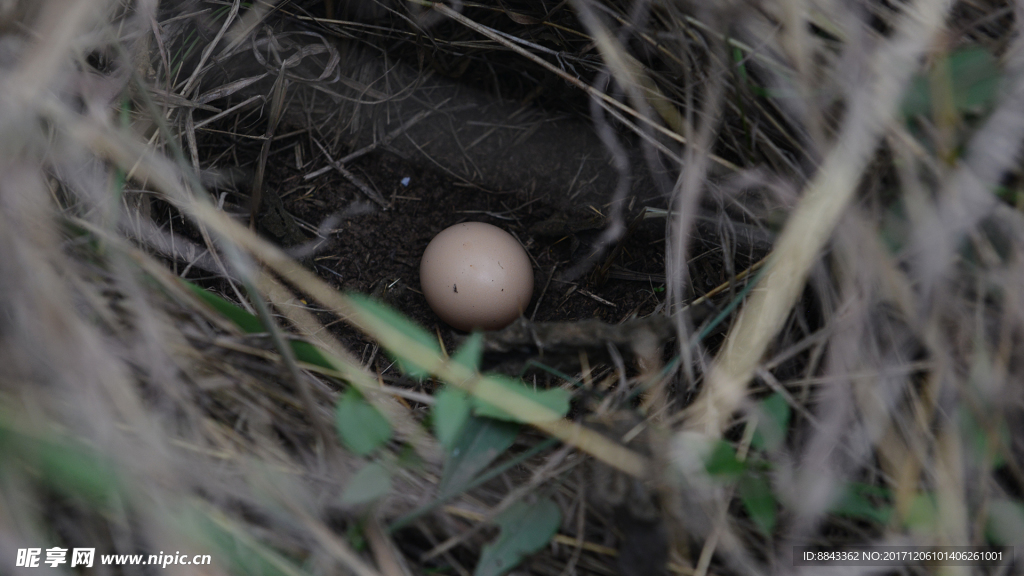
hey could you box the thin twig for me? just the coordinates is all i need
[304,107,436,181]
[311,138,390,209]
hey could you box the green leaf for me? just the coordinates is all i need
[180,505,309,576]
[831,482,892,525]
[902,77,930,118]
[472,376,570,423]
[961,408,1009,469]
[704,440,745,477]
[452,332,484,372]
[335,389,393,456]
[186,281,264,333]
[948,47,1002,112]
[439,416,519,495]
[751,393,791,452]
[738,474,777,536]
[986,498,1024,545]
[341,462,393,505]
[518,359,578,385]
[396,443,425,470]
[36,441,122,504]
[880,200,910,254]
[184,281,333,370]
[288,340,332,369]
[347,293,440,379]
[346,519,368,552]
[0,419,121,505]
[902,46,1001,118]
[434,386,472,451]
[906,492,939,532]
[474,498,562,576]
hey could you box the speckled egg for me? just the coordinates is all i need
[420,222,534,331]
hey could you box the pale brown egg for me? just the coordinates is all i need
[420,222,534,331]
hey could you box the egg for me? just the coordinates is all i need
[420,222,534,331]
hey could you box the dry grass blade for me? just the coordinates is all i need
[569,0,685,135]
[179,0,241,96]
[227,218,648,475]
[191,201,649,475]
[221,0,287,61]
[909,29,1024,299]
[683,0,955,437]
[256,271,444,464]
[8,0,1024,575]
[7,0,109,105]
[421,0,739,172]
[250,64,289,226]
[51,97,650,477]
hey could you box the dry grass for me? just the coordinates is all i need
[2,0,1024,575]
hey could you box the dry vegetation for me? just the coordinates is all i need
[2,0,1024,575]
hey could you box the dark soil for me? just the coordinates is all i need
[178,2,774,378]
[259,130,674,357]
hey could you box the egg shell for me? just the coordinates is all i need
[420,222,534,331]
